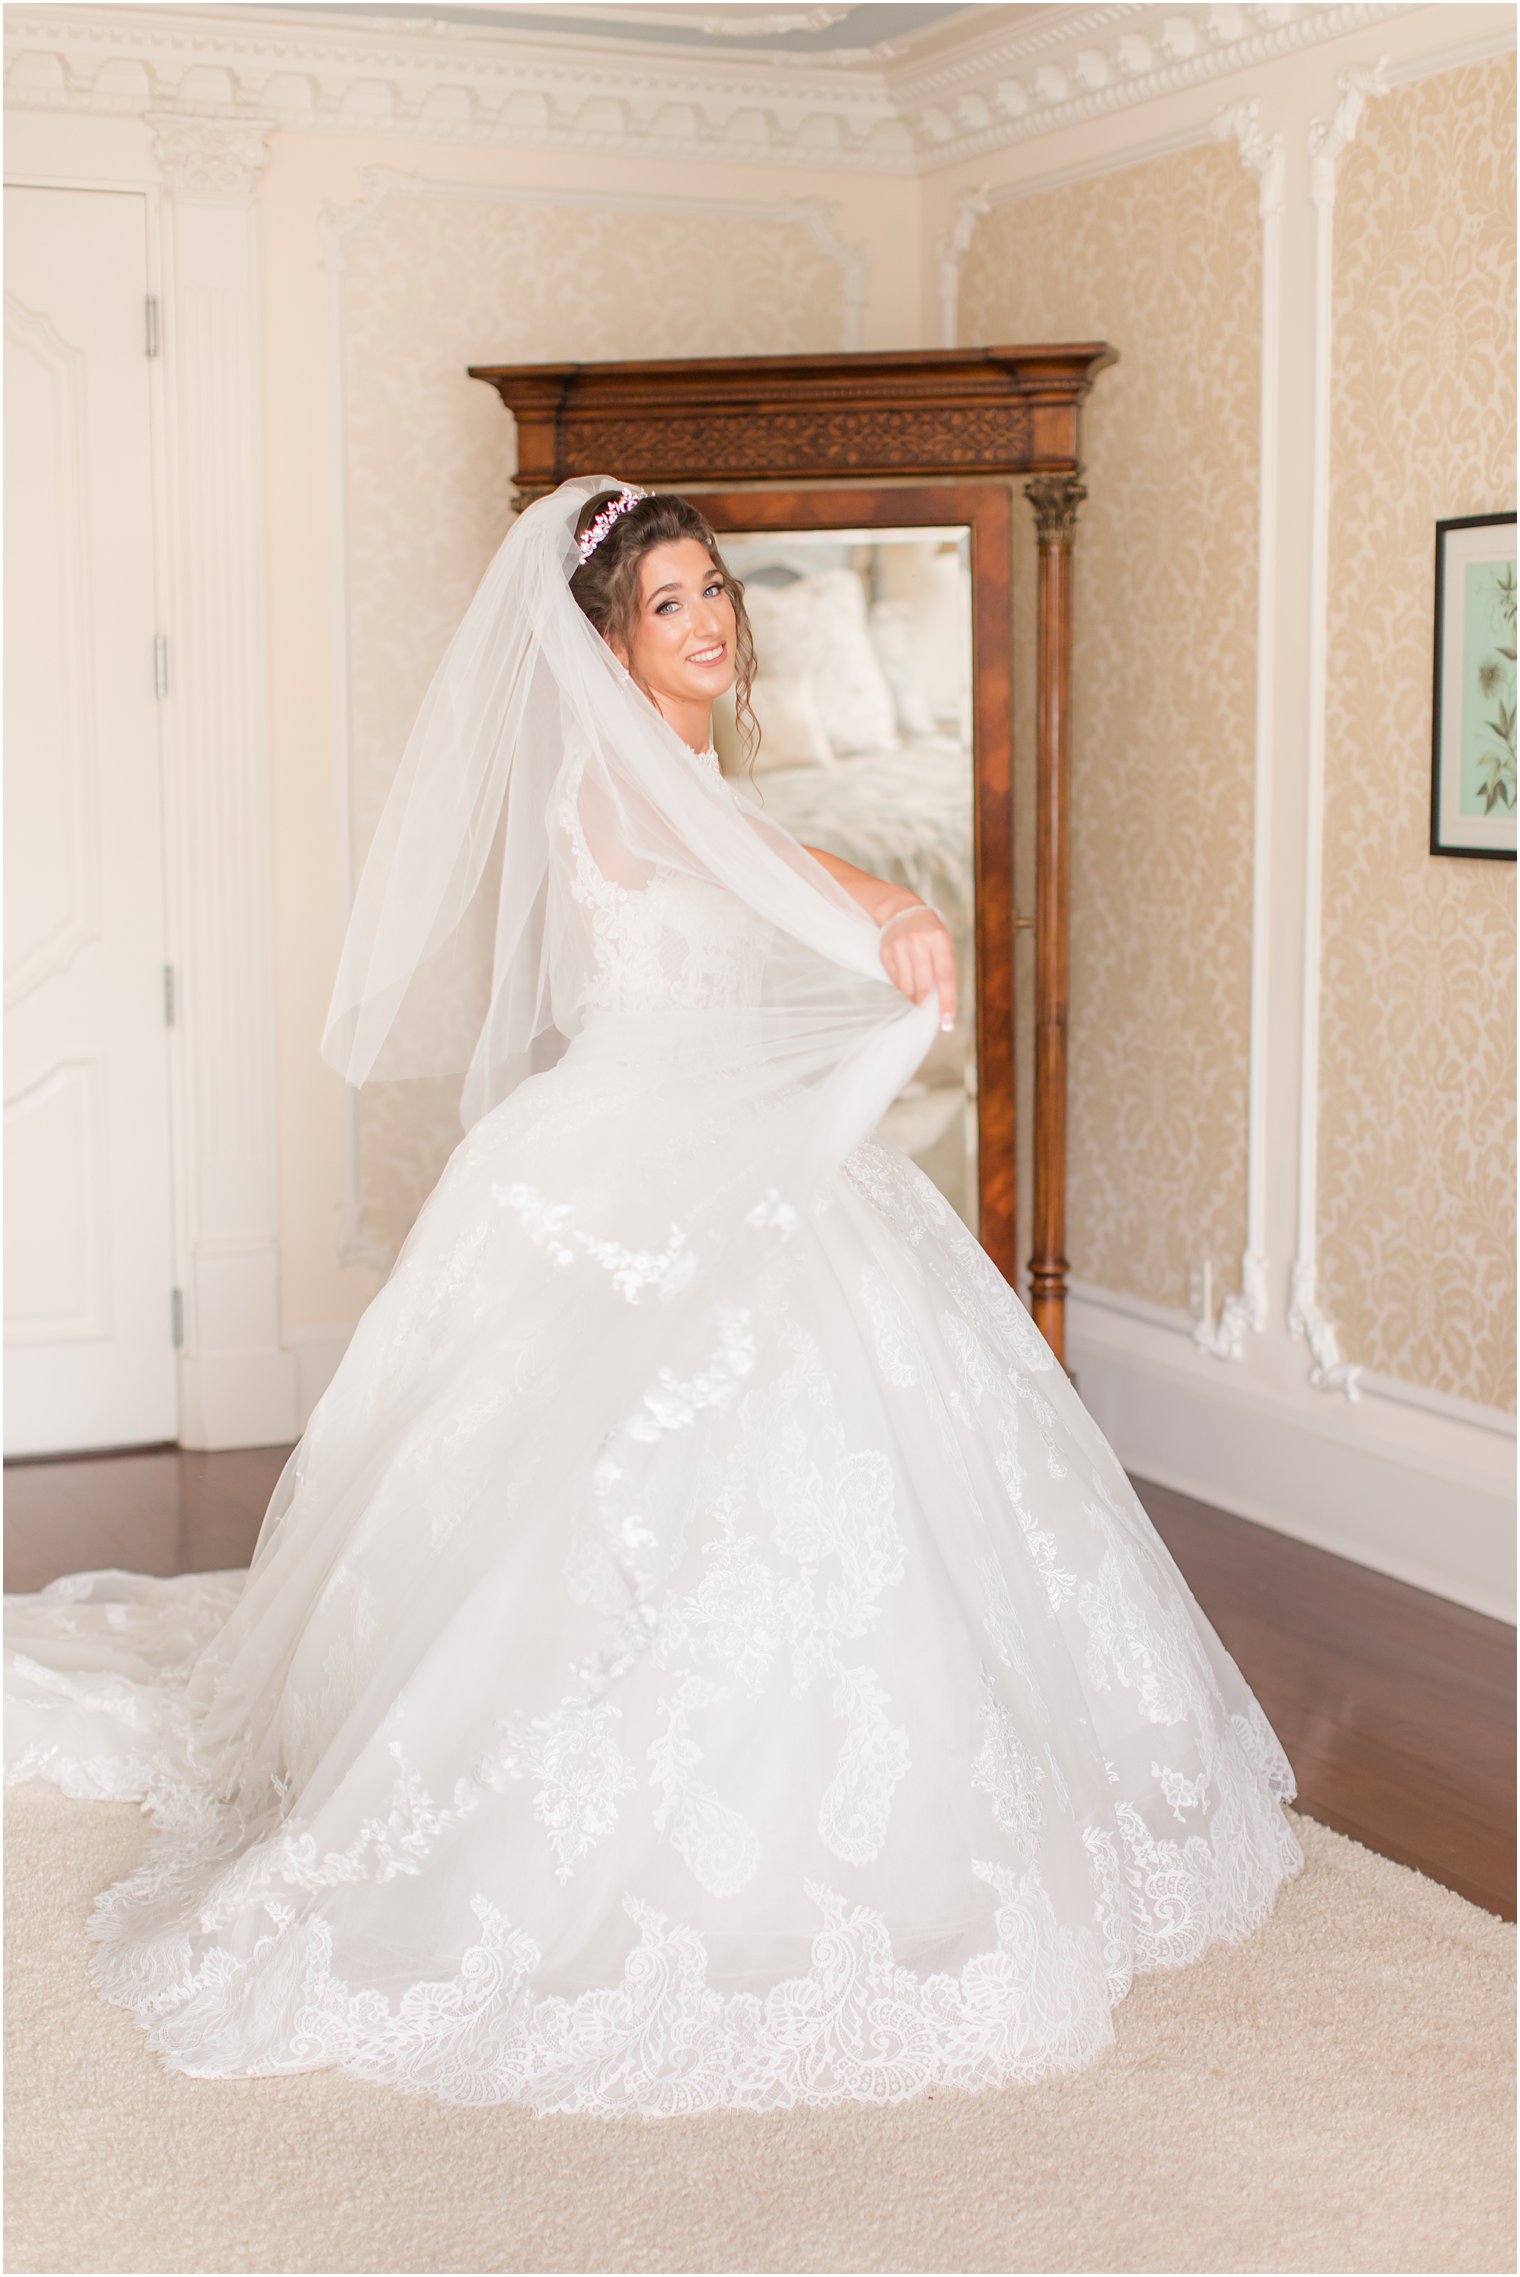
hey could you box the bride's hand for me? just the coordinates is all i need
[878,902,957,1031]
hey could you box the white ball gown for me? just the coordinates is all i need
[4,480,1302,2121]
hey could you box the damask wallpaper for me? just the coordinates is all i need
[339,189,848,1258]
[958,143,1261,1312]
[1320,55,1517,1411]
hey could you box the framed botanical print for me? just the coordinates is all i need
[1430,511,1516,859]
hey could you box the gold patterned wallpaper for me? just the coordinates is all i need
[958,143,1261,1311]
[1320,55,1517,1412]
[339,190,847,1259]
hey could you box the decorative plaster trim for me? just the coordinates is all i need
[321,164,865,1270]
[1181,97,1284,1365]
[1288,60,1388,1403]
[145,110,271,198]
[3,2,1420,175]
[936,183,987,349]
[1072,1273,1515,1437]
[896,3,1414,168]
[1067,1310,1516,1623]
[933,117,1223,344]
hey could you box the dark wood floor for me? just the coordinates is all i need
[4,1446,1514,1920]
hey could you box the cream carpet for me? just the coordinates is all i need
[5,1786,1514,2276]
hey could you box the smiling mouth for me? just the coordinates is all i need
[686,644,727,667]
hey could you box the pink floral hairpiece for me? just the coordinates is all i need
[576,484,648,565]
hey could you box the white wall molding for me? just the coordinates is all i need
[897,2,1413,169]
[146,111,271,199]
[1069,1299,1516,1623]
[1185,95,1284,1365]
[1382,22,1520,87]
[4,2,1421,176]
[935,182,987,348]
[155,112,299,1446]
[1287,60,1388,1404]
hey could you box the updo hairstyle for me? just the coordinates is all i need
[568,489,758,760]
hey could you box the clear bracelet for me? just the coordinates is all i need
[877,902,943,940]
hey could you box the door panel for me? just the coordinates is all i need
[4,185,176,1453]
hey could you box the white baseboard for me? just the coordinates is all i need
[1068,1303,1516,1625]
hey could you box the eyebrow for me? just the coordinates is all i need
[647,567,721,601]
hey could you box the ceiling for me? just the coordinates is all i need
[237,0,1040,65]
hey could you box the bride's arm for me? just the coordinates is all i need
[800,843,957,1029]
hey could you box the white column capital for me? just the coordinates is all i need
[147,113,273,203]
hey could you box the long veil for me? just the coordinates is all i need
[321,472,936,1142]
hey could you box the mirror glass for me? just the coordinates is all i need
[712,525,978,1232]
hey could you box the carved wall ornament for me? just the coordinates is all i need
[147,114,272,201]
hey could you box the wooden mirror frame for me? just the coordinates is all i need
[469,345,1116,1365]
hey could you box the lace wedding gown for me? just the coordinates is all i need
[5,741,1302,2121]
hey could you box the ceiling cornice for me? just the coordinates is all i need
[4,2,1422,175]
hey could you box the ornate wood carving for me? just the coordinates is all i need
[469,347,1116,1365]
[469,346,1113,502]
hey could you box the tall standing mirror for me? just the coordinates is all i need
[470,346,1117,1361]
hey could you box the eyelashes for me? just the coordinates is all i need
[654,582,727,617]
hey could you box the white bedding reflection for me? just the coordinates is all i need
[713,527,977,1229]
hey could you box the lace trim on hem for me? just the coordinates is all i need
[30,1746,1307,2124]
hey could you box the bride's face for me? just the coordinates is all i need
[618,538,737,710]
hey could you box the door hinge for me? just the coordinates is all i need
[153,634,169,698]
[163,963,176,1027]
[145,295,161,358]
[170,1287,184,1350]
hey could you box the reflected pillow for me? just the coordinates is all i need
[745,672,835,772]
[869,599,939,741]
[743,570,899,757]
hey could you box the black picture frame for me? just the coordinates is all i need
[1430,510,1517,861]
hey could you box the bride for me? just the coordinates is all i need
[5,475,1302,2120]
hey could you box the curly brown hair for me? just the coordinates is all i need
[568,489,758,762]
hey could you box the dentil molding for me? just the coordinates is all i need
[5,2,1418,174]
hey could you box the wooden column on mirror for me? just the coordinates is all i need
[1025,473,1085,1365]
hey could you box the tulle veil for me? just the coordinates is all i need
[321,471,936,1143]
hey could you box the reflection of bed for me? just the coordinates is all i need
[735,738,973,974]
[715,534,980,1225]
[735,743,978,1221]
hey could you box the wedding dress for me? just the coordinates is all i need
[4,478,1302,2120]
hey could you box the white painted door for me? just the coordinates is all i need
[4,186,177,1453]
